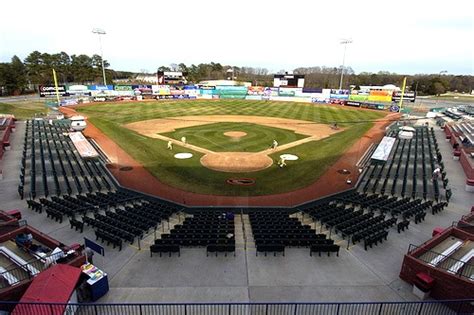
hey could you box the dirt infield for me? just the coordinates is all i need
[224,131,247,138]
[60,106,399,206]
[125,115,338,137]
[201,152,273,172]
[125,115,339,173]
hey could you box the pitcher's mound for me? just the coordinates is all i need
[201,152,273,173]
[224,131,247,138]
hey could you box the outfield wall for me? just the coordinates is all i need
[44,83,410,107]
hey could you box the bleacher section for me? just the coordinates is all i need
[151,211,235,257]
[248,210,339,256]
[300,191,439,251]
[19,119,113,200]
[360,126,447,202]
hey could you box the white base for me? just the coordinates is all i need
[453,156,459,161]
[412,285,430,300]
[4,146,10,151]
[465,185,474,192]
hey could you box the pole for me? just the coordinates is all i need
[98,34,107,86]
[52,68,60,106]
[398,77,407,112]
[339,43,348,91]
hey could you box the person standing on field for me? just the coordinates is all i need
[272,139,278,149]
[181,136,186,145]
[167,140,173,150]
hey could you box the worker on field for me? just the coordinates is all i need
[181,136,186,145]
[278,156,286,168]
[167,140,173,150]
[271,139,278,149]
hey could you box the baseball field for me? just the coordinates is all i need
[77,99,386,196]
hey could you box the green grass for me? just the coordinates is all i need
[0,101,48,119]
[162,122,306,152]
[80,99,385,196]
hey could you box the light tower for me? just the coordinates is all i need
[338,39,353,91]
[92,28,107,86]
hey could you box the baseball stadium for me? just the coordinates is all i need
[0,5,473,309]
[0,77,473,314]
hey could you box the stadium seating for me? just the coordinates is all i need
[151,211,235,257]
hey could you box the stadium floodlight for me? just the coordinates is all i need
[92,28,107,86]
[338,38,353,91]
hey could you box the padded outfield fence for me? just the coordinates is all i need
[1,300,473,315]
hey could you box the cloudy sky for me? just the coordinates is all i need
[1,0,472,75]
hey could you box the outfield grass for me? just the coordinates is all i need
[80,100,385,196]
[0,101,47,119]
[162,122,307,152]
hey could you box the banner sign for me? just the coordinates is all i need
[114,85,133,91]
[152,85,171,95]
[132,85,153,95]
[368,95,392,102]
[330,94,349,100]
[349,94,369,101]
[303,88,323,94]
[392,91,416,102]
[345,101,361,107]
[84,237,105,256]
[39,85,68,97]
[88,85,113,91]
[67,85,90,96]
[248,86,265,95]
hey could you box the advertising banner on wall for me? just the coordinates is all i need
[183,85,199,98]
[368,95,392,102]
[245,95,263,101]
[216,86,248,99]
[132,85,153,95]
[248,86,265,95]
[114,85,134,96]
[330,94,349,100]
[152,85,171,96]
[345,101,361,107]
[88,85,114,91]
[349,94,369,101]
[392,91,416,102]
[278,88,302,97]
[67,85,91,96]
[39,85,68,97]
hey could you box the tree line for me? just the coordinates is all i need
[0,51,133,95]
[1,50,472,96]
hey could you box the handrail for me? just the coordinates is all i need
[0,299,473,315]
[408,244,474,280]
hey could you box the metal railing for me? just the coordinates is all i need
[0,300,473,315]
[408,244,473,280]
[0,257,45,289]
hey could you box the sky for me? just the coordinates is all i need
[0,0,473,75]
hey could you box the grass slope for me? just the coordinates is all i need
[80,100,385,196]
[162,122,306,152]
[0,101,47,119]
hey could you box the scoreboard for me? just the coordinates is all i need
[273,74,305,88]
[157,71,187,85]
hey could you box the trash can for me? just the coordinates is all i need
[413,272,434,299]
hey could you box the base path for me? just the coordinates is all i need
[61,106,398,207]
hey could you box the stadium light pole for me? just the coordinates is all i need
[338,39,353,91]
[92,28,107,86]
